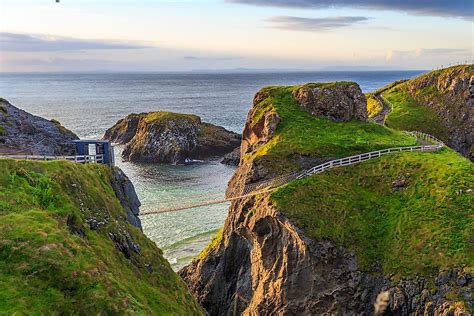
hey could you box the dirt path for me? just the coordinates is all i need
[372,94,392,125]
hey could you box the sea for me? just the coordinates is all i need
[0,70,423,270]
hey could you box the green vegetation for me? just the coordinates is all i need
[272,148,473,278]
[0,105,7,116]
[197,228,223,260]
[366,93,382,118]
[247,84,417,173]
[143,111,201,126]
[50,119,73,136]
[0,159,203,315]
[0,125,6,136]
[383,84,449,140]
[381,65,473,142]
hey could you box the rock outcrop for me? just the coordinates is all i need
[180,83,472,315]
[221,147,241,166]
[0,98,79,155]
[292,82,367,121]
[110,167,142,230]
[104,112,241,164]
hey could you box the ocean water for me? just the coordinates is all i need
[0,70,423,269]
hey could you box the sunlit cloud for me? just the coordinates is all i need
[266,16,369,31]
[385,48,471,61]
[0,32,152,52]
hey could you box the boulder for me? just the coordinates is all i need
[292,82,367,121]
[221,147,241,166]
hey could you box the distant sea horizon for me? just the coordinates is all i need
[0,68,428,74]
[0,70,424,270]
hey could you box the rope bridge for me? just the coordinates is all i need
[139,131,444,216]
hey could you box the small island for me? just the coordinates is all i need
[104,112,241,164]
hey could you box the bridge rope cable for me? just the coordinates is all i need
[0,137,47,155]
[139,131,444,216]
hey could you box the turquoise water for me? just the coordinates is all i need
[114,146,234,269]
[0,71,423,269]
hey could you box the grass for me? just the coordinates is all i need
[383,84,449,141]
[366,93,382,118]
[271,148,473,279]
[0,159,203,315]
[50,119,73,136]
[197,228,223,260]
[143,112,201,126]
[381,65,473,143]
[246,84,417,173]
[0,125,6,136]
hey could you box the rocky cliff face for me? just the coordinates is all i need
[0,98,79,155]
[180,83,472,315]
[104,112,241,164]
[110,167,142,230]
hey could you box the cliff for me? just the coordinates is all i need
[0,158,203,314]
[104,112,241,164]
[381,65,473,160]
[180,82,473,315]
[0,98,79,155]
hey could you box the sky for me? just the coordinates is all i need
[0,0,472,72]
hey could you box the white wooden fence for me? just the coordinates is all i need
[0,154,104,164]
[235,131,444,198]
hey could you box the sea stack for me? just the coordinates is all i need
[104,111,241,164]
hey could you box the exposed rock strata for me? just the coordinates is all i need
[0,98,79,155]
[181,194,472,315]
[104,112,241,164]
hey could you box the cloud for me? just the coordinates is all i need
[385,48,471,61]
[0,32,151,52]
[228,0,472,19]
[267,16,369,31]
[183,55,243,61]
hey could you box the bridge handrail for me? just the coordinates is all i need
[0,154,104,163]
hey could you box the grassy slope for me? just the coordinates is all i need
[272,148,473,278]
[247,84,417,172]
[241,82,472,279]
[0,159,203,315]
[381,65,473,141]
[383,86,449,140]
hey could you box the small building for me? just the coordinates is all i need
[73,140,115,166]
